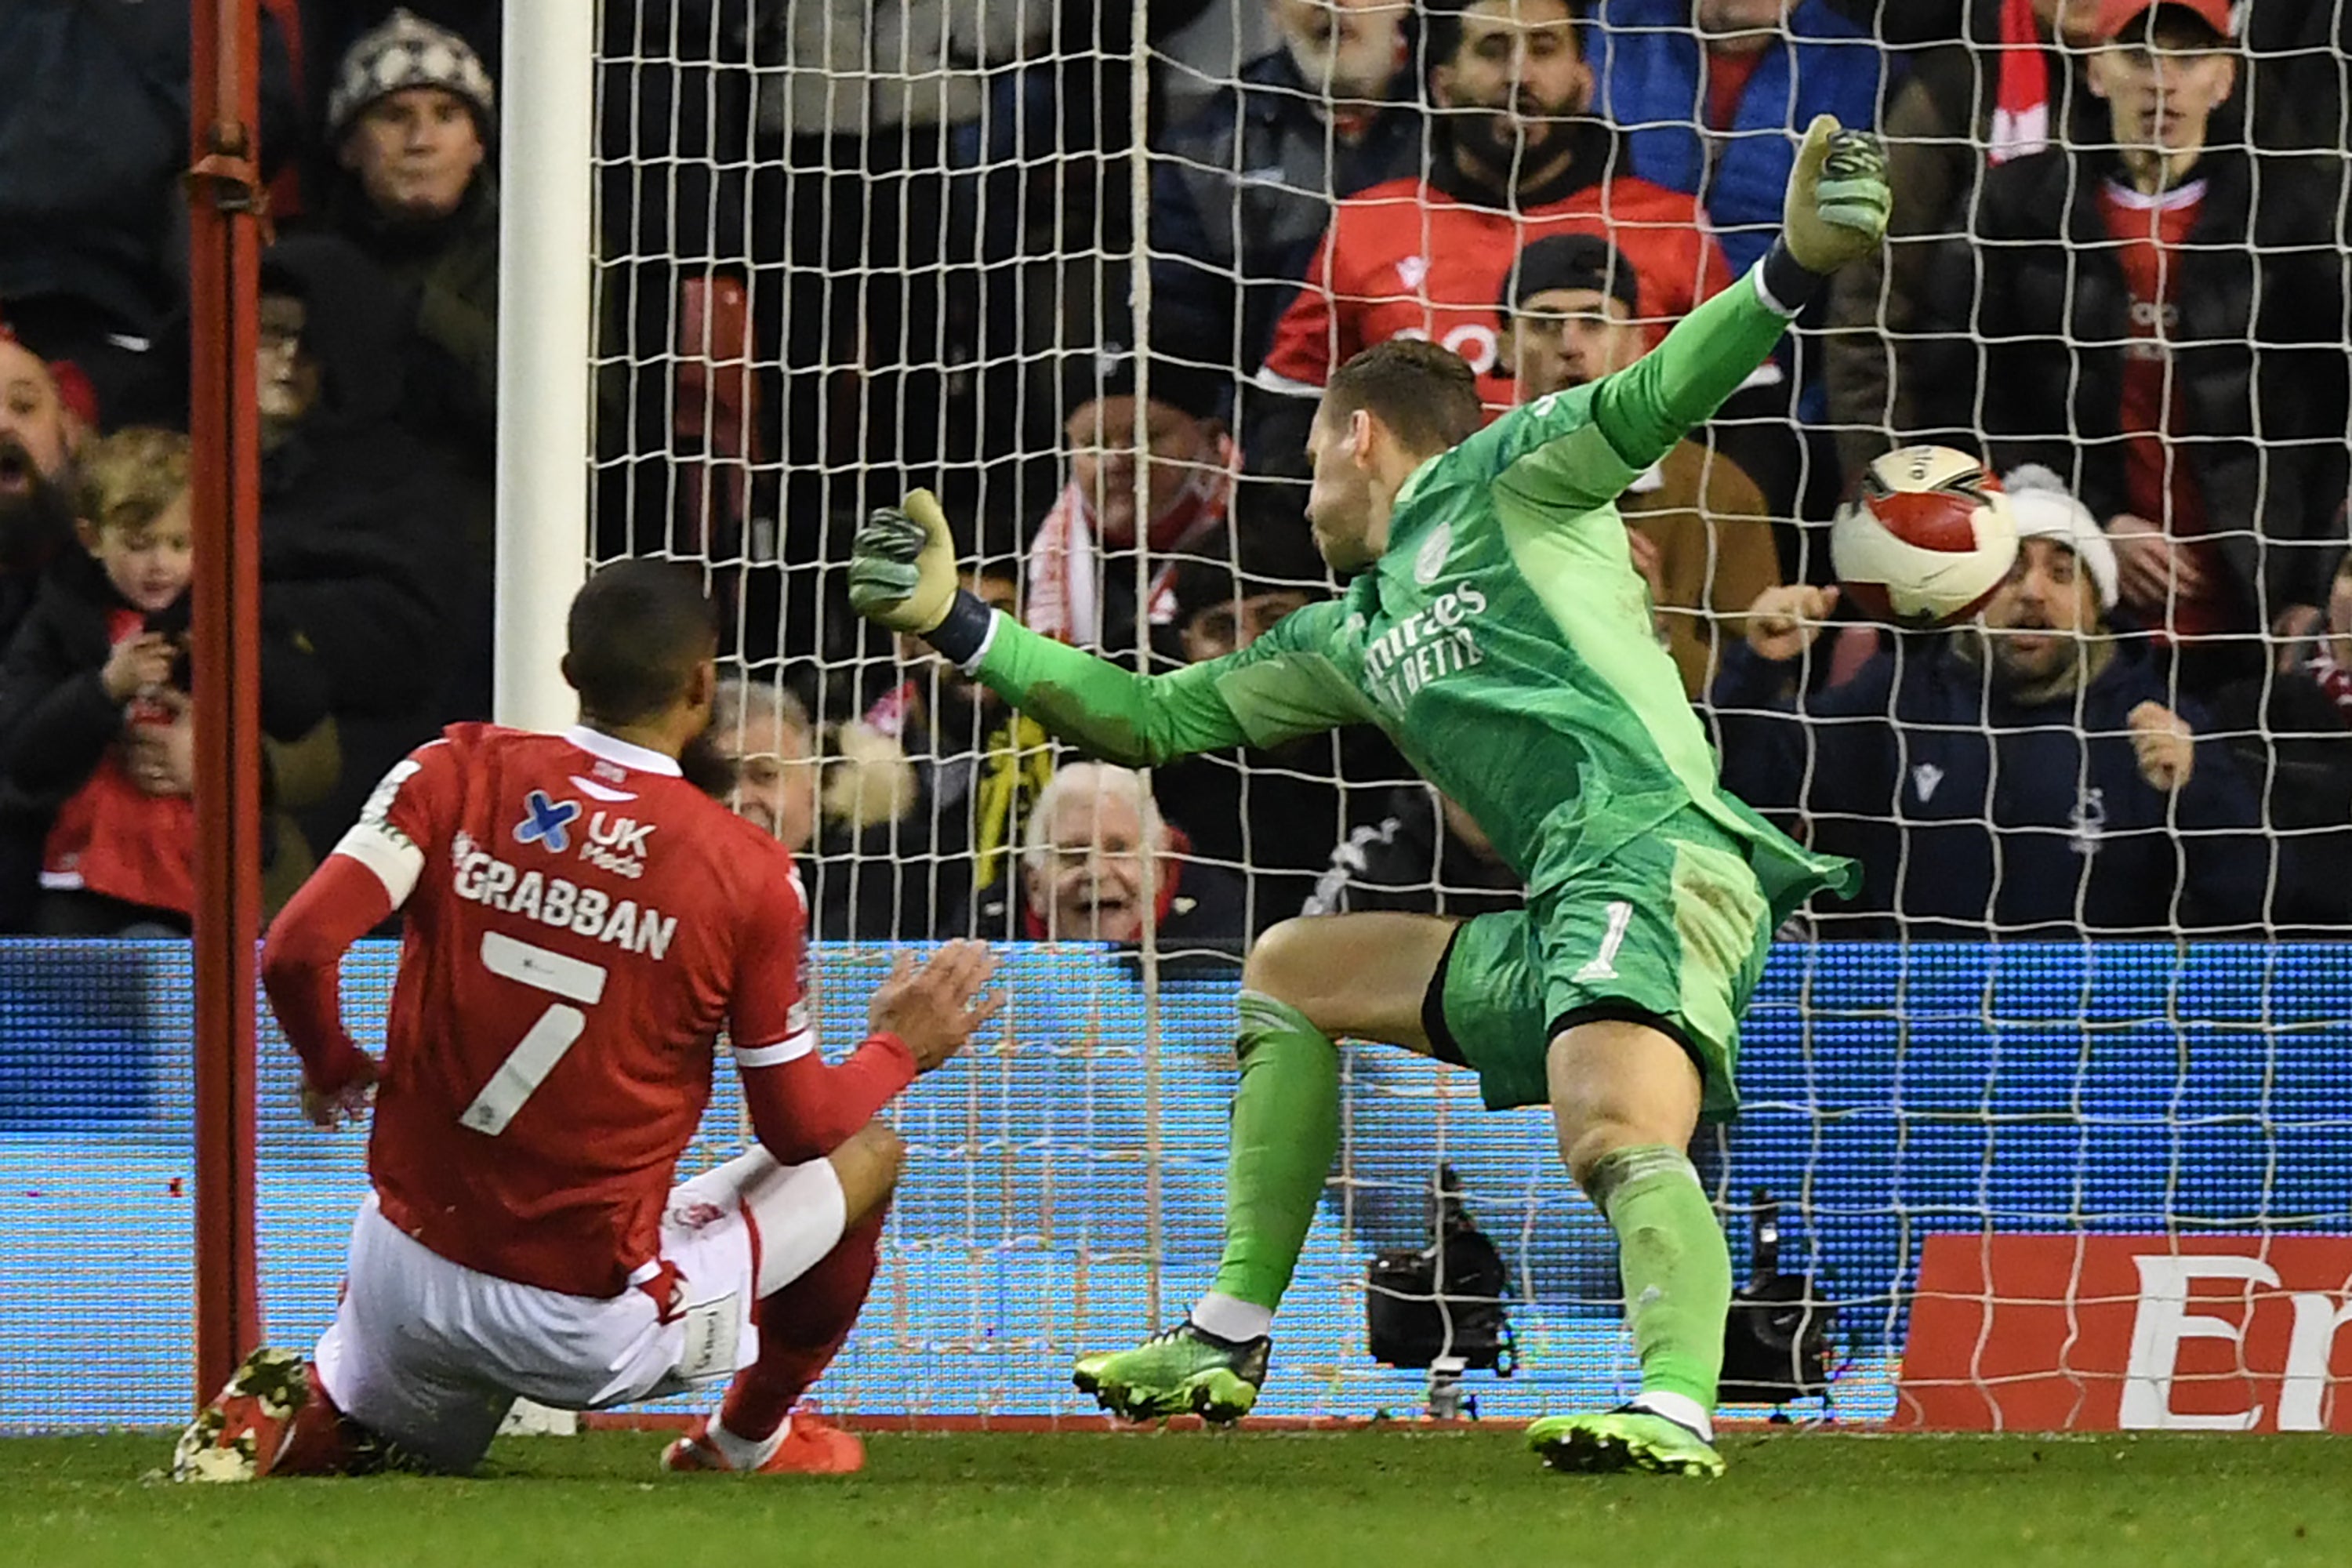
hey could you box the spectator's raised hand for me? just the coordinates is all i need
[2107,514,2205,615]
[125,690,196,797]
[2128,700,2195,793]
[2270,603,2325,673]
[866,938,1003,1073]
[102,632,176,703]
[1746,584,1839,662]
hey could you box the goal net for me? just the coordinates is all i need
[9,0,2352,1436]
[574,0,2352,1430]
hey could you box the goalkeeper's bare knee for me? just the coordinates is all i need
[1241,912,1455,1047]
[1240,917,1335,1026]
[1545,1018,1704,1194]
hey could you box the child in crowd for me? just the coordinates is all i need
[0,429,328,935]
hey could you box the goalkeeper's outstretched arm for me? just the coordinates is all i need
[847,494,1366,768]
[1585,116,1890,482]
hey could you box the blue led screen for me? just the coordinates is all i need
[4,939,2349,1432]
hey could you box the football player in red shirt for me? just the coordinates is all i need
[172,561,1000,1481]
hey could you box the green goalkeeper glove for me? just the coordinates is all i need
[849,489,960,636]
[1780,114,1890,275]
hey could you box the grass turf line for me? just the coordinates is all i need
[5,1428,2349,1568]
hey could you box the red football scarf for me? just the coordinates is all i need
[1025,430,1237,648]
[1989,0,2053,165]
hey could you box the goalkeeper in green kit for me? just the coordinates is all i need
[851,118,1886,1478]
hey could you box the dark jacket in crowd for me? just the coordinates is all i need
[325,169,502,475]
[258,234,479,858]
[0,499,73,656]
[1149,45,1424,381]
[0,2,295,419]
[1710,637,2267,938]
[2209,667,2352,933]
[1819,16,2103,483]
[2241,0,2352,152]
[1915,143,2352,624]
[1301,783,1525,920]
[0,549,330,926]
[1156,728,1408,934]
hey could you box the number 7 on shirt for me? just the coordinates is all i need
[459,931,611,1135]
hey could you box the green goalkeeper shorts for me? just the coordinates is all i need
[1421,811,1773,1121]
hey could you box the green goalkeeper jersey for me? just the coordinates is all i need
[971,270,1859,921]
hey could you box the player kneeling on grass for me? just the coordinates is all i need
[848,121,1887,1479]
[172,561,1000,1482]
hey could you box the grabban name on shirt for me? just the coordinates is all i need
[448,829,680,959]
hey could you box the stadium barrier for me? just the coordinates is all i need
[4,939,2348,1432]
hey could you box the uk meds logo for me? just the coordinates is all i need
[514,790,583,855]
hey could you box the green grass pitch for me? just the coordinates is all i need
[6,1428,2350,1568]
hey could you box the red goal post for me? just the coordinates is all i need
[187,0,267,1407]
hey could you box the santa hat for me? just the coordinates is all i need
[2004,464,2120,612]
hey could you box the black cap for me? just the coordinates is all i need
[1167,557,1244,629]
[1167,557,1324,630]
[1060,339,1230,426]
[1500,234,1641,317]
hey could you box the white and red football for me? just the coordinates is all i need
[1829,446,2020,629]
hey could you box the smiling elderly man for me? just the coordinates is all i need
[960,761,1247,946]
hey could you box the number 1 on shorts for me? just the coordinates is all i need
[1574,900,1635,982]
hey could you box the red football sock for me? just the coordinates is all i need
[719,1207,885,1443]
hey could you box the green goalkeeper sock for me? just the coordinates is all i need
[1202,991,1340,1323]
[1593,1145,1729,1414]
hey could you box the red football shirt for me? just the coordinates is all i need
[1257,173,1730,412]
[339,723,816,1298]
[2099,178,2223,635]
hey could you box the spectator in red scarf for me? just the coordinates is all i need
[0,430,328,935]
[1822,0,2106,485]
[1025,341,1237,656]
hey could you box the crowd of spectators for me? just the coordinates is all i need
[2,0,2350,945]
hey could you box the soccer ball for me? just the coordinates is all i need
[1829,447,2020,629]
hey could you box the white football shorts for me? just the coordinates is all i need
[313,1156,847,1472]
